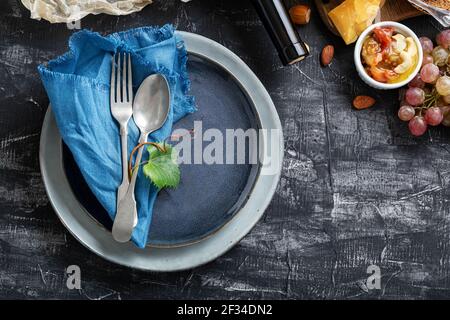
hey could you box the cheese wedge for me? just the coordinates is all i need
[328,0,381,45]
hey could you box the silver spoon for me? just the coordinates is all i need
[112,74,170,243]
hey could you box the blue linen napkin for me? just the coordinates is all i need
[38,25,196,248]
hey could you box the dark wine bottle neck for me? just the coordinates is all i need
[252,0,309,65]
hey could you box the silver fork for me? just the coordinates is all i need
[110,52,137,237]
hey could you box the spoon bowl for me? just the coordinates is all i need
[133,74,170,133]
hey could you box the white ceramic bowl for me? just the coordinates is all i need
[354,21,423,90]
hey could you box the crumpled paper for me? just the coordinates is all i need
[21,0,153,23]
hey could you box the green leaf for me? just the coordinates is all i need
[142,143,180,190]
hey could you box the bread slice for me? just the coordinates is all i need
[422,0,450,11]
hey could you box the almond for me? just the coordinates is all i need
[321,45,334,66]
[289,5,311,25]
[353,96,376,110]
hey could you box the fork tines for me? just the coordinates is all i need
[110,52,133,104]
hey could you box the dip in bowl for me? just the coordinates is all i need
[354,21,423,90]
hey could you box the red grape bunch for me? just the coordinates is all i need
[400,30,450,136]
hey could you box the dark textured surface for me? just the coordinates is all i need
[0,0,449,299]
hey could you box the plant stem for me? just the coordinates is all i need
[128,142,167,179]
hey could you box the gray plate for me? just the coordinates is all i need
[39,31,283,271]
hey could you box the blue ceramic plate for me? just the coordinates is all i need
[40,31,283,271]
[63,54,260,247]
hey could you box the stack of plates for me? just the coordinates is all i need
[39,32,283,271]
